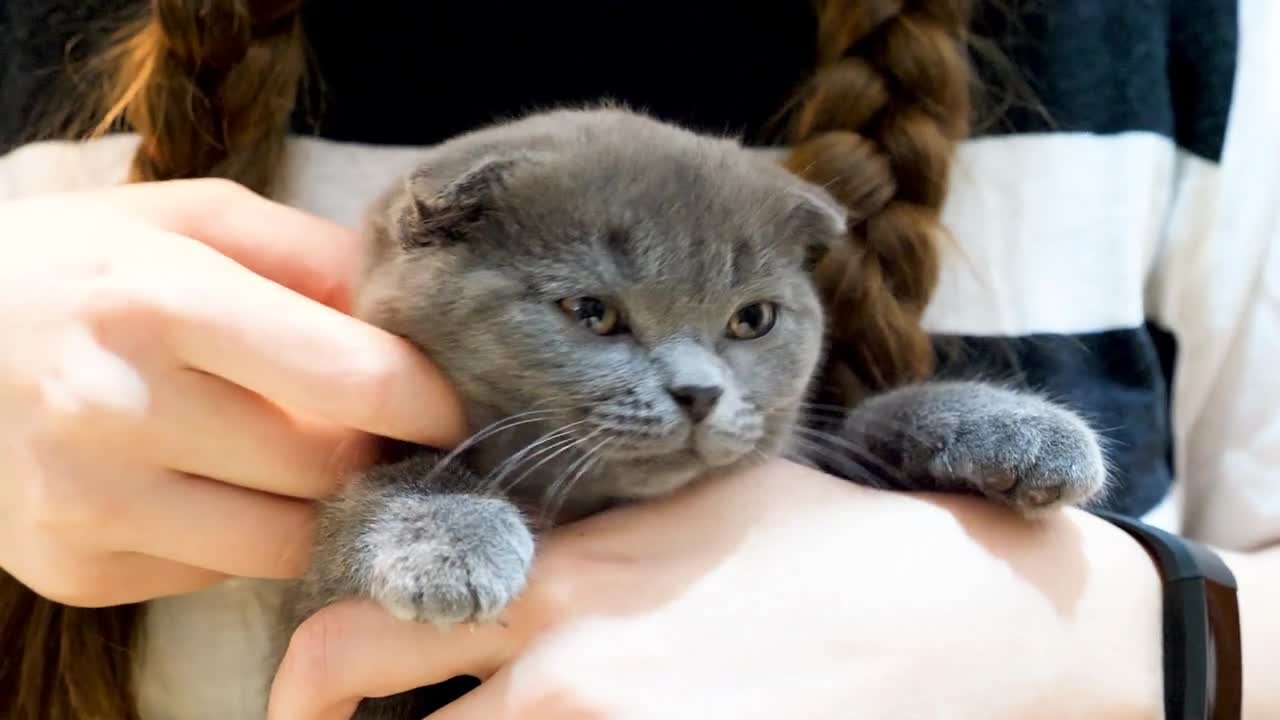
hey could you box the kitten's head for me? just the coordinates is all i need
[356,108,847,511]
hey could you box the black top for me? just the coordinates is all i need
[290,1,819,147]
[0,0,819,150]
[1,1,1237,158]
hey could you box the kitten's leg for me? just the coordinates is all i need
[835,381,1108,513]
[286,451,535,627]
[273,451,534,719]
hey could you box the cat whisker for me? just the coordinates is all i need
[481,420,586,486]
[789,426,904,486]
[482,422,588,492]
[779,402,937,449]
[792,401,932,432]
[500,427,604,495]
[795,401,856,414]
[423,408,570,485]
[761,403,848,425]
[755,402,935,468]
[787,435,889,487]
[456,409,567,449]
[844,415,936,449]
[542,437,613,524]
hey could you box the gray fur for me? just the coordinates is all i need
[839,381,1108,510]
[282,454,534,630]
[272,107,1107,718]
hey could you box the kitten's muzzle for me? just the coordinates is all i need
[583,384,761,470]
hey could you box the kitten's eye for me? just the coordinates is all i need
[558,296,624,335]
[727,301,778,340]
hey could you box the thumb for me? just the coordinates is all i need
[267,600,519,720]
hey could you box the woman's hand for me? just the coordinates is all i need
[269,460,1165,720]
[0,179,464,607]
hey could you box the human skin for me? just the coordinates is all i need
[267,464,1279,720]
[0,179,464,605]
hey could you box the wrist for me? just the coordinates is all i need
[1221,546,1280,719]
[909,497,1165,720]
[809,486,1167,720]
[1032,510,1165,720]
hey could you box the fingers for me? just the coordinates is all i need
[120,366,360,499]
[159,233,466,448]
[267,536,595,719]
[21,550,228,608]
[267,600,518,720]
[107,469,319,579]
[90,178,362,311]
[85,552,229,606]
[28,445,319,580]
[12,443,315,603]
[79,179,466,448]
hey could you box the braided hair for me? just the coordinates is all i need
[92,0,305,194]
[784,0,972,409]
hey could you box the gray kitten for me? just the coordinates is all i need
[275,107,1107,718]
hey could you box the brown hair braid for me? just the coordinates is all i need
[72,0,306,195]
[783,0,974,408]
[0,2,980,718]
[119,0,305,194]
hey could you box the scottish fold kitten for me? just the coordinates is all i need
[276,107,1106,718]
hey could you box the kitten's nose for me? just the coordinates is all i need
[668,384,723,423]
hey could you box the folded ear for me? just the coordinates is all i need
[786,183,850,272]
[395,154,526,246]
[745,145,853,270]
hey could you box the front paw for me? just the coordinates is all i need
[929,401,1108,513]
[362,494,535,626]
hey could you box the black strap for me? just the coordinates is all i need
[1093,510,1242,720]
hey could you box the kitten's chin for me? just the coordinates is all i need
[594,425,781,499]
[604,444,763,500]
[600,431,757,468]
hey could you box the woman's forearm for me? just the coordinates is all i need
[1080,524,1280,719]
[1064,516,1280,719]
[1224,545,1280,719]
[954,506,1280,720]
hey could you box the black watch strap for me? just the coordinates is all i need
[1093,510,1243,720]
